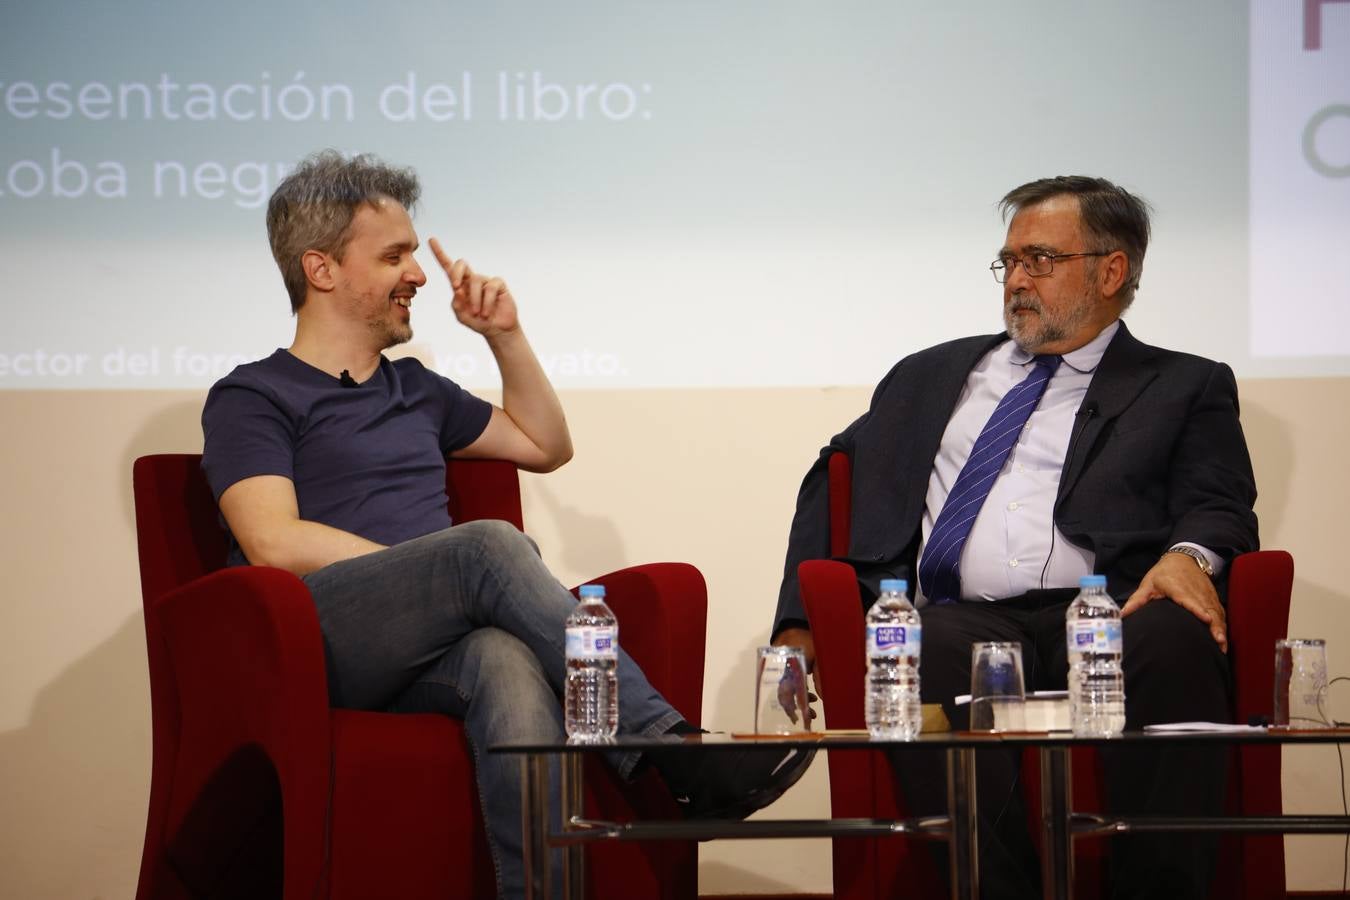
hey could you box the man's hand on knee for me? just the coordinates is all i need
[1121,553,1227,653]
[772,627,819,724]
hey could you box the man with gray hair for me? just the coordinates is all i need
[772,176,1258,899]
[201,150,810,899]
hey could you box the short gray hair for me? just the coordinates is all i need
[266,150,421,312]
[999,175,1152,309]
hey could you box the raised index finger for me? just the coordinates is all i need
[428,238,465,287]
[428,237,453,270]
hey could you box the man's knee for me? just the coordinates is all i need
[1122,599,1225,667]
[455,518,542,560]
[459,627,547,686]
[457,629,562,739]
[1121,600,1229,723]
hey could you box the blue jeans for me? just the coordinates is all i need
[303,520,685,900]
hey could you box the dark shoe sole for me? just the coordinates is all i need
[681,746,816,820]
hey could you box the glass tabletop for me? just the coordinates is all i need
[489,726,1350,755]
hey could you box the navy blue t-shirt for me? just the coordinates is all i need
[201,350,494,566]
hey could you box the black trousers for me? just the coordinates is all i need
[891,592,1231,900]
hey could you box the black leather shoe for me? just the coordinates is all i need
[657,744,815,820]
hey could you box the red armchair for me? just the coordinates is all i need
[801,451,1293,900]
[132,453,707,900]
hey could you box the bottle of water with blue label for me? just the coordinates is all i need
[565,584,619,741]
[1066,574,1126,736]
[865,578,922,740]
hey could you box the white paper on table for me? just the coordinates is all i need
[953,690,1068,706]
[1143,722,1266,733]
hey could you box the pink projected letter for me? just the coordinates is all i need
[1306,0,1350,50]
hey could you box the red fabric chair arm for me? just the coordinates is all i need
[155,566,332,898]
[157,566,331,749]
[799,559,867,730]
[328,711,492,900]
[1213,549,1294,900]
[582,562,708,728]
[1226,549,1294,725]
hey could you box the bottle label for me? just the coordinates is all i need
[867,623,921,657]
[1067,620,1122,653]
[566,626,618,659]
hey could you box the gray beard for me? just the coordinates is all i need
[1003,290,1092,353]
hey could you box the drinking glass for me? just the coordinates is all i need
[1274,638,1329,727]
[754,645,811,734]
[970,642,1026,732]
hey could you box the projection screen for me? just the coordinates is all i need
[2,0,1347,389]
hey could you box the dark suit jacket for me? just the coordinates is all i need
[772,322,1260,637]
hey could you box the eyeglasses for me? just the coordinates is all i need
[989,251,1112,283]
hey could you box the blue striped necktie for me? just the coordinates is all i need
[918,354,1062,604]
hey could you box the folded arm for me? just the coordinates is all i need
[219,474,385,577]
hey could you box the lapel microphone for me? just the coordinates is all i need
[339,369,358,388]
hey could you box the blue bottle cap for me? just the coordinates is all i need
[879,578,908,593]
[1079,574,1107,588]
[579,584,606,598]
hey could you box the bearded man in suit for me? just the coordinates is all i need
[771,175,1258,900]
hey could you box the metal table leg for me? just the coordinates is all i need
[947,746,979,900]
[522,754,552,900]
[560,752,585,900]
[1039,746,1073,900]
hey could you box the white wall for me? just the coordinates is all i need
[1,376,1347,897]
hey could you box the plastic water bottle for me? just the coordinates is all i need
[1066,574,1126,736]
[865,578,922,740]
[565,584,619,741]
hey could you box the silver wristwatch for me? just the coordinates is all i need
[1167,545,1214,577]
